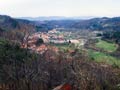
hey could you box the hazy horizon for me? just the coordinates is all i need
[0,0,120,17]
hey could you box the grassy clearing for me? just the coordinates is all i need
[96,39,117,52]
[88,50,120,68]
[50,43,75,51]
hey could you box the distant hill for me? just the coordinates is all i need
[1,15,120,33]
[18,16,95,21]
[0,15,36,32]
[0,15,20,31]
[71,17,120,31]
[34,17,120,31]
[0,15,51,32]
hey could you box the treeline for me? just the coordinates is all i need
[102,31,120,44]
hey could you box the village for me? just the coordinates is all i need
[21,29,87,53]
[21,29,102,54]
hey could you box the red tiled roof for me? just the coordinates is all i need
[36,44,47,52]
[53,84,72,90]
[61,84,72,90]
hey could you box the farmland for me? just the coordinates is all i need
[96,39,117,52]
[88,50,120,68]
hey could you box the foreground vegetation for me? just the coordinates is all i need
[0,38,120,90]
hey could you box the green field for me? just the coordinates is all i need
[88,50,120,68]
[96,39,117,52]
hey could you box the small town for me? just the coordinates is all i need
[21,29,96,54]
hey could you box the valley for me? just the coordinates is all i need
[0,15,120,90]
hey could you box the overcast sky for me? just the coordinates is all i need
[0,0,120,17]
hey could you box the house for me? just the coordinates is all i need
[69,40,79,44]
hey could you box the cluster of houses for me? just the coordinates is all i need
[28,29,83,44]
[21,29,87,54]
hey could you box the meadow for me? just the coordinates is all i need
[96,39,117,52]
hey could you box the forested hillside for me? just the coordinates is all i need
[71,17,120,30]
[1,15,120,33]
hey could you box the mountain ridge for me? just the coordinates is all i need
[0,15,120,32]
[18,16,96,21]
